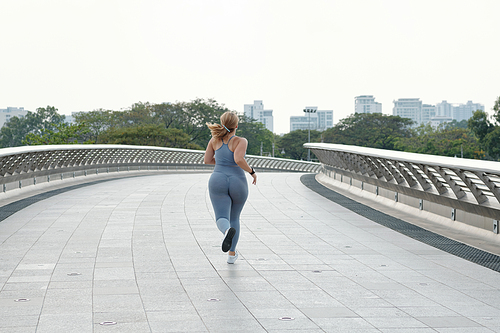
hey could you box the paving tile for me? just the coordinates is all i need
[36,313,93,333]
[416,316,482,328]
[301,306,359,318]
[1,172,500,333]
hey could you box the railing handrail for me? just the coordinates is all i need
[0,144,321,165]
[305,143,500,174]
[305,142,500,226]
[0,144,321,188]
[0,144,205,157]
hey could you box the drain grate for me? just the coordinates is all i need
[301,174,500,273]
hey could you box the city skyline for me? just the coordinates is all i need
[1,1,499,135]
[0,94,489,134]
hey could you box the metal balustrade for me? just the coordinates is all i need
[305,143,500,231]
[0,145,321,192]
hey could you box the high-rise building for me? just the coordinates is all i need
[393,98,483,127]
[435,100,453,118]
[453,101,484,122]
[355,95,382,114]
[290,107,333,132]
[243,100,274,132]
[0,107,28,128]
[421,104,436,125]
[392,98,422,125]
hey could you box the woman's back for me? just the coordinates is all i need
[214,136,238,166]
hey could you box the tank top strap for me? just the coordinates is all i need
[226,135,236,144]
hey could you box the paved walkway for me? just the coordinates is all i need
[1,172,500,333]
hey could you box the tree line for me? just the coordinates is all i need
[0,99,276,156]
[279,95,500,161]
[1,96,499,161]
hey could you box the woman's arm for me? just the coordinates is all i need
[204,138,216,165]
[233,138,257,185]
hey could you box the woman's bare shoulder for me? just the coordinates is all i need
[229,136,247,152]
[233,136,247,143]
[233,136,247,146]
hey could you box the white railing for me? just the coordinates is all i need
[0,144,321,192]
[305,143,500,230]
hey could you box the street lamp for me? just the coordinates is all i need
[303,107,317,161]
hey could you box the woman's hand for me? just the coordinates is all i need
[251,173,257,185]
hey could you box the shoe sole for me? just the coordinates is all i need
[222,227,236,252]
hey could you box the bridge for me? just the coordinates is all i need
[1,144,500,332]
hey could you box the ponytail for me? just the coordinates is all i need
[206,123,230,139]
[206,111,239,139]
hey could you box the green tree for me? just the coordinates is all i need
[23,123,94,145]
[468,109,493,143]
[394,127,481,158]
[175,98,228,147]
[322,113,414,150]
[0,116,27,148]
[151,102,181,129]
[149,98,229,147]
[235,114,274,156]
[97,124,201,149]
[484,127,500,160]
[73,109,114,142]
[493,96,500,125]
[115,102,156,127]
[443,119,468,130]
[30,106,66,132]
[276,129,321,160]
[0,106,65,148]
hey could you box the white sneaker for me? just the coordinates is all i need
[227,251,239,264]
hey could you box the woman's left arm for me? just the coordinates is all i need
[204,138,216,165]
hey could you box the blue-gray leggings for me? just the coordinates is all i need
[208,165,248,252]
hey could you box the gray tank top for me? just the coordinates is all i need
[215,136,237,166]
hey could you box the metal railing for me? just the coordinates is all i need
[305,143,500,228]
[0,144,321,192]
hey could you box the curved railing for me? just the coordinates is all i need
[1,144,320,192]
[305,143,500,231]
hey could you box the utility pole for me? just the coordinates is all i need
[303,107,317,161]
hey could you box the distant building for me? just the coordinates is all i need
[391,98,484,127]
[430,115,453,128]
[392,98,422,125]
[355,95,382,114]
[453,101,484,122]
[290,107,333,132]
[421,104,436,125]
[0,107,28,128]
[435,100,453,118]
[243,100,274,132]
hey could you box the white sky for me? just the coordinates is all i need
[1,0,499,134]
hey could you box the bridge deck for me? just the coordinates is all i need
[1,173,499,332]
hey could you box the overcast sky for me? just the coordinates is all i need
[1,0,499,134]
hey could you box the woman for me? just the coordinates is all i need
[204,111,257,264]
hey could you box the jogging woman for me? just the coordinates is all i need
[204,111,257,264]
